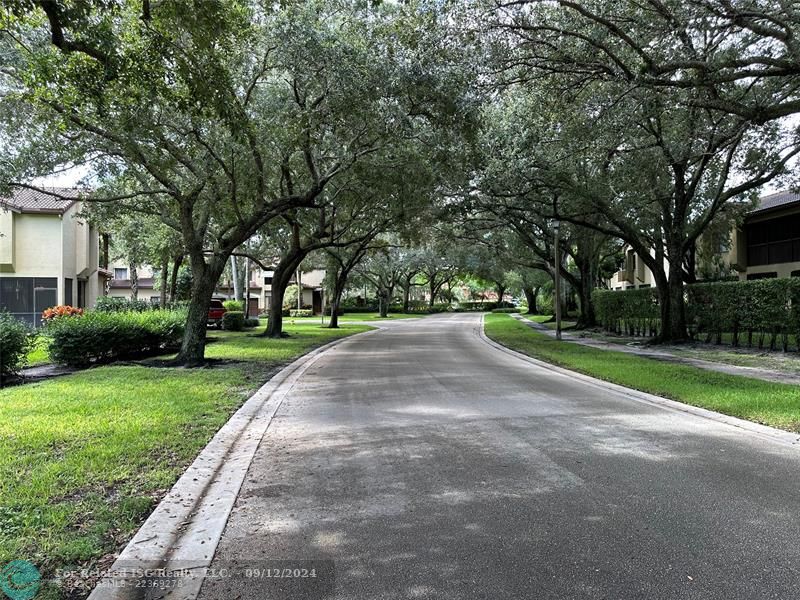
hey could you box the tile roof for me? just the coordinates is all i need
[751,190,800,214]
[0,187,85,214]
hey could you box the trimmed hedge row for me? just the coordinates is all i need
[46,309,186,367]
[94,296,153,312]
[593,288,660,337]
[0,312,33,382]
[457,301,515,312]
[594,278,800,350]
[688,279,800,350]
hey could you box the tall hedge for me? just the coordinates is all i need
[593,288,660,337]
[46,309,186,367]
[686,278,800,350]
[594,278,800,350]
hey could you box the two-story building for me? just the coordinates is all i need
[0,187,109,325]
[607,190,800,290]
[107,261,326,315]
[727,190,800,280]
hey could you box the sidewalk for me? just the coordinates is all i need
[512,314,800,386]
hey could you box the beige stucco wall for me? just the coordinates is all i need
[0,209,14,269]
[0,203,105,309]
[61,207,77,305]
[6,212,62,277]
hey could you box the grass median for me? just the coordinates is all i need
[484,313,800,432]
[0,321,369,599]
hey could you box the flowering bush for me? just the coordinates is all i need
[41,305,84,323]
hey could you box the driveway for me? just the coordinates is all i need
[198,312,800,600]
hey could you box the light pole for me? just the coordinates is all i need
[553,219,562,340]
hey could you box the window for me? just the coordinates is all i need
[64,278,73,306]
[114,267,128,279]
[77,280,86,308]
[745,213,800,266]
[264,276,273,285]
[0,277,57,326]
[638,284,651,288]
[747,272,777,280]
[791,270,800,278]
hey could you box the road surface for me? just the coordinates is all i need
[198,313,800,600]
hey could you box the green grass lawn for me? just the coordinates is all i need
[521,314,580,329]
[523,314,552,324]
[25,336,51,367]
[0,321,368,599]
[484,313,800,432]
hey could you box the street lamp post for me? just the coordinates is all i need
[553,219,562,340]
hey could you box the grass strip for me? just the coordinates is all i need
[484,313,800,432]
[0,321,368,599]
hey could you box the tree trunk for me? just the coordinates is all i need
[574,258,597,329]
[379,289,389,317]
[264,252,304,338]
[265,267,292,338]
[230,256,241,301]
[665,263,688,342]
[169,255,183,302]
[130,264,139,300]
[328,277,345,329]
[402,280,412,313]
[159,261,168,308]
[428,279,436,308]
[173,256,224,367]
[496,284,506,307]
[575,281,596,328]
[523,287,538,314]
[244,258,251,318]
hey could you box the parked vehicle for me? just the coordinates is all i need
[207,299,227,328]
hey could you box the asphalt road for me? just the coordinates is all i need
[198,313,800,600]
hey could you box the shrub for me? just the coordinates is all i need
[223,300,244,312]
[427,303,453,313]
[46,309,186,367]
[341,296,375,309]
[222,311,245,331]
[594,278,800,349]
[686,278,800,350]
[94,296,152,313]
[593,288,660,337]
[243,317,260,328]
[341,306,380,313]
[457,301,506,311]
[283,285,299,310]
[491,307,520,313]
[0,312,33,382]
[289,309,313,318]
[41,305,84,323]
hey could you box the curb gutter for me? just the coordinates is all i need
[479,314,800,449]
[87,328,377,600]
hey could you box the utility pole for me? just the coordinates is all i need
[553,219,562,341]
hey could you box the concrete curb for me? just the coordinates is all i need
[479,314,800,449]
[87,327,378,600]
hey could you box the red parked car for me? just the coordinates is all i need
[207,299,227,328]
